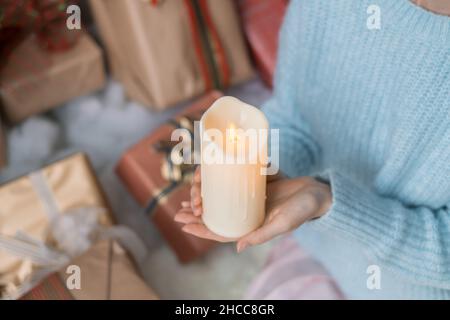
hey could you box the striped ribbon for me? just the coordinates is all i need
[148,0,230,90]
[21,274,74,300]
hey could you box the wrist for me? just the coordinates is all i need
[307,179,332,219]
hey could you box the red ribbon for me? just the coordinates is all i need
[150,0,159,7]
[151,0,231,90]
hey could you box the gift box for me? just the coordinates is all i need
[0,0,82,55]
[237,0,288,87]
[89,0,253,110]
[0,32,105,123]
[116,91,222,263]
[0,153,114,299]
[21,240,158,300]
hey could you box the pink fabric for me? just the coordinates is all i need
[245,236,345,300]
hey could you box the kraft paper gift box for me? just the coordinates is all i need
[237,0,288,87]
[89,0,253,110]
[116,91,222,263]
[21,240,158,300]
[0,153,115,299]
[0,32,105,123]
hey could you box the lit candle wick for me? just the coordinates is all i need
[228,123,240,143]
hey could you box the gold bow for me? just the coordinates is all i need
[154,116,198,183]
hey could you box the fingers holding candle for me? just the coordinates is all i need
[174,210,203,224]
[235,178,332,252]
[175,202,236,242]
[190,187,203,216]
[176,98,331,250]
[190,167,203,216]
[182,224,236,243]
[175,210,236,243]
[193,166,201,183]
[181,201,191,208]
[236,213,291,253]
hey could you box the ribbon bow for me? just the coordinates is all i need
[145,115,201,215]
[155,116,198,183]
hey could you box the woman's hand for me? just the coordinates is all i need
[174,167,332,252]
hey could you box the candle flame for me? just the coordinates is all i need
[228,123,239,142]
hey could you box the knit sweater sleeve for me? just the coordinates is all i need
[262,0,320,177]
[311,169,450,289]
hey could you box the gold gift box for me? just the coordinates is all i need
[0,153,113,299]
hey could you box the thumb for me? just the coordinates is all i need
[236,216,289,253]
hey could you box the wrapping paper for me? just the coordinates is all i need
[116,91,222,263]
[0,153,113,299]
[89,0,253,110]
[0,33,105,123]
[0,0,82,73]
[21,240,158,300]
[237,0,288,87]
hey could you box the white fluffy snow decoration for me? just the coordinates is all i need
[8,116,61,166]
[0,116,60,183]
[102,79,126,109]
[55,80,183,169]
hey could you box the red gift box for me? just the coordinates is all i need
[116,92,223,263]
[238,0,288,87]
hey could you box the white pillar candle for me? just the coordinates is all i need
[200,96,268,238]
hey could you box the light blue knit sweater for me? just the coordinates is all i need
[262,0,450,299]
